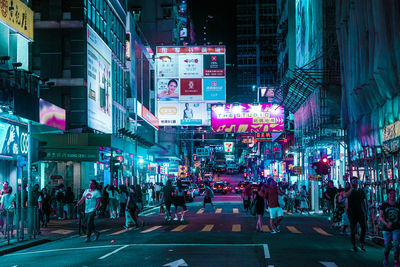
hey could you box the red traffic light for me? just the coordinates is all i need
[322,158,328,163]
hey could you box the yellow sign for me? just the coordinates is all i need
[0,0,34,40]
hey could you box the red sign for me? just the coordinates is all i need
[142,105,159,129]
[180,78,202,96]
[156,46,225,54]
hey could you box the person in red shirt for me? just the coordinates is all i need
[266,180,283,234]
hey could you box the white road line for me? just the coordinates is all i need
[6,245,123,256]
[98,245,129,260]
[320,262,338,267]
[263,244,270,259]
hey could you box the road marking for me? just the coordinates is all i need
[262,225,271,232]
[233,208,239,214]
[171,225,187,232]
[140,226,162,233]
[196,208,204,214]
[320,261,338,267]
[215,208,222,214]
[232,224,241,232]
[313,227,332,236]
[201,224,214,232]
[263,244,270,259]
[100,228,111,233]
[143,212,156,216]
[109,228,130,236]
[51,229,74,235]
[163,258,188,267]
[286,226,302,234]
[98,245,129,260]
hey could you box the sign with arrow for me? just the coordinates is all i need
[163,259,188,267]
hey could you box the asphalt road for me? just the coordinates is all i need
[0,174,383,267]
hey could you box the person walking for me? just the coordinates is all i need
[242,183,252,213]
[75,180,101,242]
[254,184,266,232]
[379,189,400,267]
[64,187,75,220]
[173,180,187,221]
[161,180,174,221]
[266,180,284,234]
[287,186,296,214]
[55,184,65,220]
[135,184,143,211]
[119,186,128,217]
[156,183,162,203]
[0,186,15,237]
[203,183,215,210]
[325,180,338,222]
[344,176,367,252]
[39,188,51,227]
[107,185,119,219]
[0,181,9,232]
[299,185,310,214]
[125,185,143,229]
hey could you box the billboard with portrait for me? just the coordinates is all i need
[211,104,285,133]
[157,78,180,101]
[39,99,66,131]
[87,25,112,133]
[179,102,206,125]
[0,122,28,156]
[156,46,226,126]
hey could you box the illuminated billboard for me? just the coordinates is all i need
[87,25,112,133]
[156,46,226,126]
[39,99,66,131]
[211,104,284,133]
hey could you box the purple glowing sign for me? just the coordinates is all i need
[211,104,284,133]
[39,99,66,131]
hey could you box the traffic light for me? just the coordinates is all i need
[312,157,332,176]
[260,170,264,177]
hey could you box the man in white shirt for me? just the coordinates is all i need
[1,186,15,237]
[76,180,101,242]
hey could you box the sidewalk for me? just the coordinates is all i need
[0,203,160,256]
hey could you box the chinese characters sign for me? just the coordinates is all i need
[211,104,284,133]
[224,142,233,153]
[0,0,33,40]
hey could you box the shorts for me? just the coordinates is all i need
[269,207,283,219]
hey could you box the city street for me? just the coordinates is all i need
[0,177,381,267]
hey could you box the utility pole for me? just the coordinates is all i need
[27,120,32,238]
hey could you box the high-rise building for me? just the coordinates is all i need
[236,0,278,103]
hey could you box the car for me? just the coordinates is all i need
[212,181,228,194]
[234,181,249,194]
[214,162,226,173]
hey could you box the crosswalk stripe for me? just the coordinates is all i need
[140,226,162,233]
[109,228,130,236]
[233,208,239,214]
[100,228,111,233]
[171,225,188,232]
[286,226,302,234]
[201,224,214,232]
[232,224,241,232]
[262,225,271,232]
[215,208,222,214]
[196,208,204,214]
[51,229,74,235]
[313,227,332,236]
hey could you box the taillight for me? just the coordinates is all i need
[235,187,238,189]
[223,187,227,190]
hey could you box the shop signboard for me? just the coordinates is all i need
[141,105,159,129]
[211,104,285,133]
[156,46,226,126]
[87,25,112,133]
[179,102,205,125]
[0,0,34,40]
[0,122,28,156]
[196,148,210,157]
[39,99,66,131]
[224,142,234,153]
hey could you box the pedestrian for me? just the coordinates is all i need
[119,185,128,217]
[339,182,351,234]
[266,180,284,234]
[325,180,338,223]
[156,183,162,203]
[287,186,296,214]
[0,186,15,237]
[107,185,119,219]
[161,180,174,221]
[0,181,9,232]
[125,185,143,229]
[75,180,101,242]
[343,176,367,252]
[203,182,215,210]
[64,186,75,220]
[55,184,65,220]
[100,185,109,217]
[299,185,309,214]
[173,180,187,221]
[242,183,252,213]
[379,189,400,267]
[254,184,266,232]
[39,188,51,227]
[31,184,42,235]
[135,184,144,211]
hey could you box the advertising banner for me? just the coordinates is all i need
[203,55,225,76]
[157,101,179,126]
[196,148,210,157]
[156,54,178,78]
[0,0,34,40]
[39,99,66,131]
[179,54,203,77]
[157,78,180,101]
[142,106,159,129]
[211,104,285,133]
[87,25,112,133]
[203,78,225,101]
[179,102,204,125]
[180,78,202,100]
[0,122,28,156]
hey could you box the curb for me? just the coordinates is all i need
[0,239,51,256]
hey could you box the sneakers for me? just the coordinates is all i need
[173,217,178,221]
[124,225,129,230]
[352,246,359,252]
[276,225,281,232]
[94,232,100,241]
[180,218,184,222]
[271,230,278,234]
[358,244,365,252]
